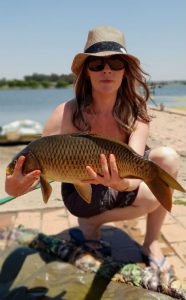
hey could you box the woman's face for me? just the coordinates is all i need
[86,56,125,96]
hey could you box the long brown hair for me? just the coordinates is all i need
[72,55,151,134]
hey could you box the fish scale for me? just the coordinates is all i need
[6,133,186,211]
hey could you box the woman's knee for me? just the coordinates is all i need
[133,183,160,214]
[149,146,180,176]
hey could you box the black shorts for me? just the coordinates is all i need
[61,183,139,218]
[61,149,150,218]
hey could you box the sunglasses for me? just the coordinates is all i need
[86,55,125,72]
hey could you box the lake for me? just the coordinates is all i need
[0,88,74,126]
[0,84,186,126]
[150,84,186,108]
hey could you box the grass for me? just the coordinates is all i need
[172,106,186,110]
[150,96,186,111]
[152,96,186,102]
[173,199,186,206]
[172,97,186,102]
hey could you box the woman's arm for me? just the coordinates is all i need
[128,119,149,156]
[5,156,41,196]
[43,103,65,136]
[43,100,77,136]
[119,119,150,191]
[5,100,75,196]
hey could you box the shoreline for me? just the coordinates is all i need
[149,105,186,116]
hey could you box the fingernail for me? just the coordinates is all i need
[110,154,114,160]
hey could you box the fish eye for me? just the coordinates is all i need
[13,159,17,165]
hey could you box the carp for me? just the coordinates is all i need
[6,133,185,211]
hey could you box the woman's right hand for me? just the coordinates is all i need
[5,156,41,197]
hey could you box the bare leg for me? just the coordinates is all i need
[78,181,158,247]
[142,147,180,270]
[79,146,180,269]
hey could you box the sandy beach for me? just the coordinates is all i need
[0,107,186,212]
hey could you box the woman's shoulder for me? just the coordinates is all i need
[54,98,76,112]
[43,98,77,136]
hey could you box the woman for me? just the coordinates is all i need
[5,26,179,273]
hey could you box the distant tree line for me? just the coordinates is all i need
[148,80,186,87]
[0,73,185,89]
[0,73,76,89]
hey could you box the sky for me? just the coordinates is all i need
[0,0,186,81]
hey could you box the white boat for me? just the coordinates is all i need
[0,119,43,144]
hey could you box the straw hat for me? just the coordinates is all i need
[71,25,140,75]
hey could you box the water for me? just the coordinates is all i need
[149,84,186,107]
[0,84,186,126]
[153,84,186,96]
[0,88,74,126]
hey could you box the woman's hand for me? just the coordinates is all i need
[83,154,132,191]
[5,156,41,197]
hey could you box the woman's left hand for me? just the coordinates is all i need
[82,153,130,191]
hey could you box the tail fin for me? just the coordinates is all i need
[156,166,185,193]
[146,162,186,212]
[146,178,172,212]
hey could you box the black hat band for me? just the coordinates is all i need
[85,41,127,54]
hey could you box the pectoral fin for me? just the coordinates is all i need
[74,183,92,204]
[40,175,52,203]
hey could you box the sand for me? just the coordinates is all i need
[0,107,185,212]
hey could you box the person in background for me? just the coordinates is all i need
[5,25,179,274]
